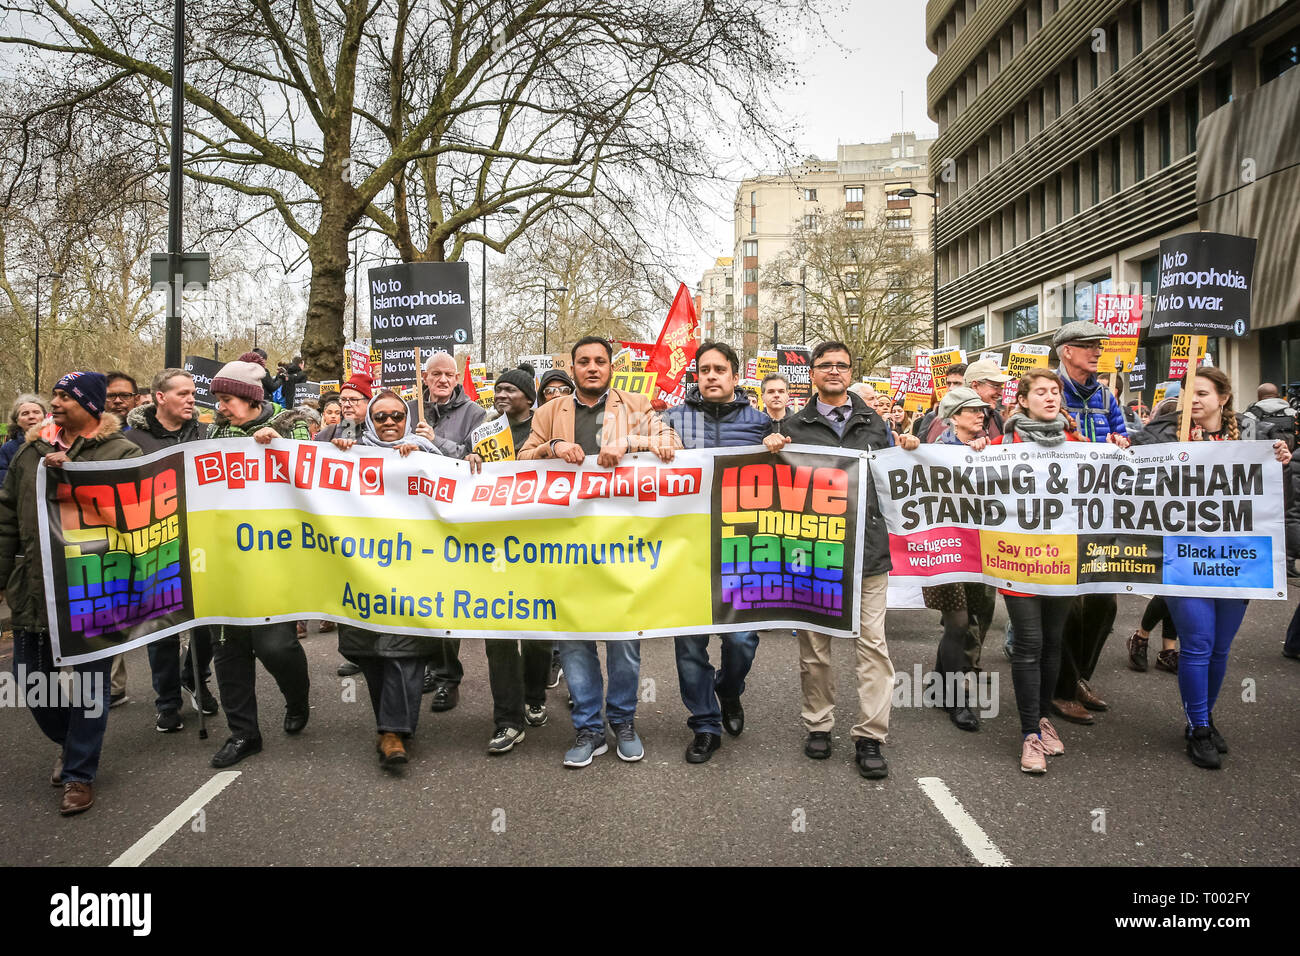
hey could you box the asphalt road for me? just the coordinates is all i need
[2,594,1297,867]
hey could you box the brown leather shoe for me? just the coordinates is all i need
[51,752,64,787]
[1050,698,1094,725]
[1076,679,1108,711]
[378,732,408,767]
[60,781,94,816]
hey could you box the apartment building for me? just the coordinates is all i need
[727,132,936,359]
[925,0,1300,402]
[695,257,735,342]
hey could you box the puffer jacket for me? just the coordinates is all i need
[1131,410,1261,445]
[209,404,314,440]
[776,392,893,578]
[0,416,142,632]
[406,384,486,459]
[125,404,210,454]
[1058,370,1127,443]
[660,386,773,449]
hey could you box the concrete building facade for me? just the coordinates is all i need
[925,0,1300,404]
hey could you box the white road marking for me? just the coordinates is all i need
[109,771,241,867]
[917,776,1011,867]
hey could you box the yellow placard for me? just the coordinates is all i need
[1006,343,1052,378]
[928,348,965,399]
[471,416,515,461]
[612,370,658,397]
[978,530,1078,587]
[1168,334,1207,379]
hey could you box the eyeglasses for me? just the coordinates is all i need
[372,410,407,424]
[543,386,572,396]
[339,396,365,405]
[1069,342,1105,352]
[106,392,135,401]
[812,362,852,372]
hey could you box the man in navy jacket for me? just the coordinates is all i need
[661,343,772,763]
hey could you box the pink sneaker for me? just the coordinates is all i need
[1038,718,1065,756]
[1020,734,1048,773]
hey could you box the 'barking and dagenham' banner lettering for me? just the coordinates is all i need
[39,442,866,664]
[869,441,1286,599]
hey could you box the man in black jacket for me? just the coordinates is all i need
[765,341,919,779]
[125,369,219,729]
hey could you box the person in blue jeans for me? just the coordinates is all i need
[1133,366,1292,767]
[661,342,772,762]
[518,336,683,767]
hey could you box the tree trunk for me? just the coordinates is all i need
[301,221,351,379]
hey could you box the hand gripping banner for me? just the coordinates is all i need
[38,442,866,664]
[868,441,1287,600]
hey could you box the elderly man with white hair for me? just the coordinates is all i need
[406,350,487,709]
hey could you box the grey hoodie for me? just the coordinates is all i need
[406,384,486,458]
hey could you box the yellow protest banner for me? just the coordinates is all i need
[612,348,634,372]
[927,348,966,398]
[471,415,515,461]
[612,370,658,397]
[1168,334,1207,380]
[475,385,495,410]
[756,351,778,379]
[1006,343,1052,378]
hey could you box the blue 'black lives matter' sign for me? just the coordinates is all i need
[1150,232,1256,338]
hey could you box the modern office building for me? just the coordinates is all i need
[695,257,735,343]
[727,132,936,359]
[925,0,1300,401]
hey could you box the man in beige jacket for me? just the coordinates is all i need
[519,335,681,767]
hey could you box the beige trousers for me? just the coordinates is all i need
[797,573,894,742]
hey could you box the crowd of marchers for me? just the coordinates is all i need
[1,322,1297,818]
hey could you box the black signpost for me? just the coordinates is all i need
[369,262,473,388]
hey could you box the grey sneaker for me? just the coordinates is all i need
[487,726,525,754]
[524,704,548,726]
[563,730,608,768]
[611,721,644,762]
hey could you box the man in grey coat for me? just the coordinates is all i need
[407,351,486,708]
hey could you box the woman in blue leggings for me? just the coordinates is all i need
[1132,367,1292,768]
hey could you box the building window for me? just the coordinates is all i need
[725,294,733,307]
[1261,25,1300,82]
[1133,120,1145,179]
[801,214,818,229]
[743,293,758,308]
[1185,86,1199,154]
[1003,303,1040,340]
[1111,136,1121,193]
[802,188,818,201]
[1090,149,1100,205]
[846,297,861,315]
[750,216,757,234]
[750,191,756,205]
[1157,0,1170,34]
[1054,174,1063,224]
[1214,65,1232,106]
[885,217,912,230]
[1071,160,1081,215]
[743,267,758,283]
[1132,4,1143,54]
[1071,58,1079,104]
[1158,104,1171,167]
[1053,73,1062,117]
[1038,183,1046,234]
[1090,43,1099,89]
[845,272,860,290]
[743,239,757,257]
[960,321,986,352]
[845,186,863,203]
[725,276,733,289]
[846,217,864,230]
[1065,275,1112,321]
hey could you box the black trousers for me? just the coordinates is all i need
[1006,595,1074,736]
[1141,596,1177,639]
[213,621,309,740]
[353,657,425,735]
[485,639,552,730]
[146,625,214,714]
[1055,594,1117,698]
[427,637,463,686]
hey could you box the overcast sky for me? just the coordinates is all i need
[683,0,940,282]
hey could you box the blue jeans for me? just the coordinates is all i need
[557,640,640,735]
[1166,596,1249,728]
[12,630,112,784]
[673,631,760,734]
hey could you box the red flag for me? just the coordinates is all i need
[461,355,478,402]
[645,283,699,408]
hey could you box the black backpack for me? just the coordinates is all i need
[1245,403,1298,450]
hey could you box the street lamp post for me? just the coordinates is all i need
[779,280,808,346]
[481,206,521,363]
[33,271,62,392]
[542,283,569,354]
[898,188,940,348]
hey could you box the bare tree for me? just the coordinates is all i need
[0,0,802,374]
[761,211,932,374]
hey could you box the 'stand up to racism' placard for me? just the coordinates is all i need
[870,443,1286,599]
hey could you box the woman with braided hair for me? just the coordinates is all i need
[1132,367,1292,768]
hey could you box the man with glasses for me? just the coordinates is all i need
[538,368,575,404]
[105,372,140,424]
[405,351,486,709]
[1051,320,1130,727]
[764,342,919,780]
